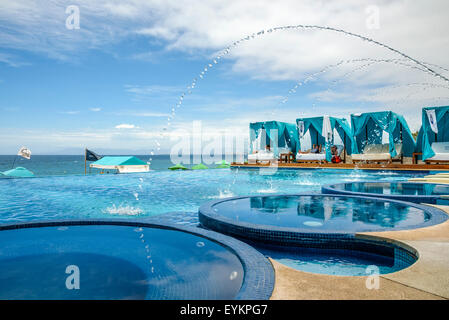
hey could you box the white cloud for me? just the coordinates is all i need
[0,52,29,67]
[115,123,137,129]
[2,0,449,150]
[59,110,80,115]
[90,107,101,112]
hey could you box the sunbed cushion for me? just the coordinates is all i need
[351,153,391,161]
[353,143,402,161]
[296,153,326,161]
[248,151,275,163]
[427,142,449,161]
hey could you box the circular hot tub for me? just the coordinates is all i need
[0,220,274,300]
[199,194,447,239]
[198,194,435,276]
[322,181,449,205]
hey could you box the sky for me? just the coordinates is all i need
[1,0,449,154]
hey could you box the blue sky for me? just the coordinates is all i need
[1,1,449,154]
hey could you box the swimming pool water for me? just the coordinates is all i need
[252,244,413,276]
[0,225,244,299]
[329,181,449,196]
[208,194,431,232]
[0,168,425,224]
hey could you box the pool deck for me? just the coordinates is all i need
[232,162,449,172]
[269,204,449,300]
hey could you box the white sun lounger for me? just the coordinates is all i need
[352,143,403,163]
[425,142,449,163]
[248,150,276,164]
[295,152,326,162]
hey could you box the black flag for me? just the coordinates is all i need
[85,149,102,161]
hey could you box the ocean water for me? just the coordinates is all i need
[0,155,178,176]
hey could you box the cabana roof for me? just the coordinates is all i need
[249,121,299,156]
[1,167,34,178]
[416,105,449,160]
[351,111,416,157]
[90,156,149,173]
[295,116,355,161]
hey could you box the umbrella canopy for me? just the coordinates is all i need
[192,163,209,170]
[215,160,230,165]
[168,163,188,170]
[2,167,34,178]
[215,164,230,169]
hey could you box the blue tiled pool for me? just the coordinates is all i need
[0,168,427,224]
[246,239,417,276]
[322,181,449,205]
[0,221,274,300]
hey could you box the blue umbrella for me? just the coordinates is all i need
[1,167,34,178]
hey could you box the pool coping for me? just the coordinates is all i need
[322,181,449,204]
[198,193,448,237]
[0,219,274,300]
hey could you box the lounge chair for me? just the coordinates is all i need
[248,150,276,164]
[351,143,403,164]
[425,142,449,164]
[296,145,326,163]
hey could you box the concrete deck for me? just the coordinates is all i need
[269,205,449,300]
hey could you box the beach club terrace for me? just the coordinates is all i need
[234,106,449,172]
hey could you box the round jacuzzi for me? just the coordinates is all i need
[0,220,274,300]
[199,194,448,239]
[244,237,418,276]
[198,194,434,276]
[322,181,449,205]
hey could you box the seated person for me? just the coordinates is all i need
[311,144,321,153]
[298,144,321,154]
[331,145,342,163]
[266,145,271,152]
[331,145,338,155]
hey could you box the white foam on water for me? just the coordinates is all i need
[303,221,324,227]
[208,190,235,199]
[256,188,278,193]
[293,181,319,186]
[103,204,144,216]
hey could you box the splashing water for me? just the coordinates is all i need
[209,189,235,199]
[103,204,144,216]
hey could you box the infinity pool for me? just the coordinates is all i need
[0,222,256,299]
[0,168,425,224]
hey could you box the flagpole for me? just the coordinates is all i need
[11,155,17,169]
